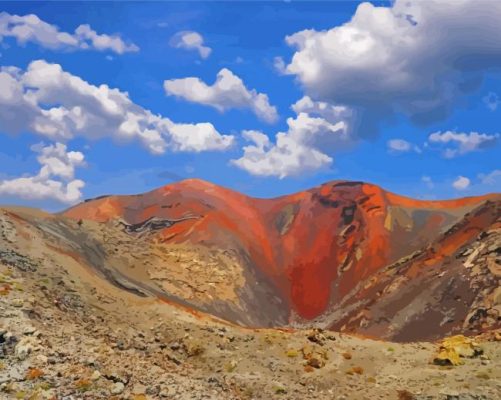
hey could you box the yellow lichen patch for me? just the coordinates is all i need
[301,345,328,369]
[34,382,51,391]
[12,282,23,291]
[263,332,282,345]
[433,335,482,366]
[225,360,238,372]
[286,349,298,357]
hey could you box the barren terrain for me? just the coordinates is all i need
[0,180,500,399]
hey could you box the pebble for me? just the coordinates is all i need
[23,325,36,335]
[110,381,125,394]
[15,339,34,360]
[91,370,101,381]
[11,298,24,308]
[159,386,176,397]
[36,354,48,364]
[133,383,147,395]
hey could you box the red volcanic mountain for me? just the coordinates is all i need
[63,179,500,340]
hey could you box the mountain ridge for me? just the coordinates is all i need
[55,178,500,340]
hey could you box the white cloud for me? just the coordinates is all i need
[483,92,500,111]
[419,171,500,197]
[387,139,411,152]
[164,68,278,123]
[387,138,421,154]
[231,96,354,178]
[0,12,138,54]
[428,130,499,158]
[284,0,501,135]
[0,60,234,154]
[452,176,471,191]
[169,123,235,152]
[0,143,85,204]
[169,31,211,59]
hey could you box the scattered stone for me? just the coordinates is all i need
[159,386,175,397]
[0,250,38,272]
[22,326,36,335]
[110,381,125,395]
[301,345,328,369]
[103,371,129,385]
[182,338,204,357]
[15,338,35,360]
[11,299,23,308]
[90,370,101,381]
[169,342,181,351]
[36,354,48,364]
[306,328,327,345]
[133,383,147,395]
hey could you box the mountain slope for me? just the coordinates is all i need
[321,200,501,341]
[59,179,500,339]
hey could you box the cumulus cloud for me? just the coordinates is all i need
[428,130,499,158]
[0,12,138,54]
[169,31,211,59]
[168,123,235,152]
[231,96,354,178]
[164,68,278,123]
[452,176,471,191]
[0,143,85,204]
[0,60,234,154]
[284,0,501,136]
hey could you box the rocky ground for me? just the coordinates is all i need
[1,255,501,400]
[0,206,500,399]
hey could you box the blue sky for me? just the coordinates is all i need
[0,0,500,210]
